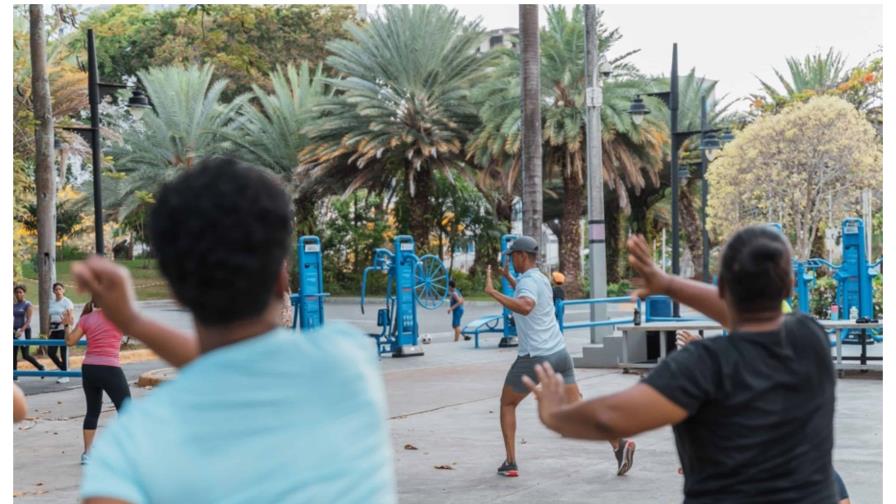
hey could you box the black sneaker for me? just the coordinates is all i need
[614,439,636,476]
[497,460,518,477]
[463,335,471,341]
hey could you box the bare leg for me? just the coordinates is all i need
[454,327,460,342]
[500,386,528,464]
[83,429,96,453]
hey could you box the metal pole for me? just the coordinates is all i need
[584,5,608,343]
[700,94,710,283]
[87,29,104,255]
[670,43,680,316]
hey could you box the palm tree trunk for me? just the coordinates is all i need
[519,5,543,251]
[604,190,623,284]
[30,5,56,337]
[679,183,703,280]
[408,165,433,249]
[560,173,584,298]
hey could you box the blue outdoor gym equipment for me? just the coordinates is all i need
[361,235,448,357]
[461,234,520,348]
[792,218,882,344]
[290,235,329,331]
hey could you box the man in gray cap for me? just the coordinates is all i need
[485,235,635,478]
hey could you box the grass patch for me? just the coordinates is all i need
[20,259,171,304]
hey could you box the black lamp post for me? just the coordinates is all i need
[629,44,731,314]
[63,29,151,256]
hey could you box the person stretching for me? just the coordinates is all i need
[484,235,634,478]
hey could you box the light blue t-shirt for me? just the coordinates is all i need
[80,324,397,504]
[513,269,566,357]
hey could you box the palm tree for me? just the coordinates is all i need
[468,6,666,294]
[298,5,493,247]
[519,4,544,249]
[226,62,328,234]
[102,64,248,221]
[752,48,849,112]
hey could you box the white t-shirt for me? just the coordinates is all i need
[48,296,74,329]
[513,269,566,357]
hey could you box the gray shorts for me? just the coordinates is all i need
[504,349,576,394]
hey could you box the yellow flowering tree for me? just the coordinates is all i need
[708,96,881,258]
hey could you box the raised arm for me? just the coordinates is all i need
[485,266,534,315]
[71,257,200,368]
[627,235,731,327]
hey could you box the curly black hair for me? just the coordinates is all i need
[149,156,293,326]
[719,226,793,315]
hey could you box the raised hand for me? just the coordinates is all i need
[676,330,703,349]
[70,256,139,333]
[485,265,497,295]
[627,234,672,300]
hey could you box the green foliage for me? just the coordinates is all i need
[807,276,837,319]
[607,281,633,297]
[299,5,493,242]
[101,64,248,221]
[78,4,357,98]
[873,275,882,318]
[318,191,392,292]
[226,62,328,178]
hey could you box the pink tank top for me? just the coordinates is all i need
[77,310,122,367]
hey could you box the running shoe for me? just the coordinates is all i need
[80,453,89,465]
[57,377,70,384]
[497,460,518,477]
[614,439,636,476]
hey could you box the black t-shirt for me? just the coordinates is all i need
[643,314,836,504]
[552,286,565,302]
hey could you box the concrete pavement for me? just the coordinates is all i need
[13,299,883,503]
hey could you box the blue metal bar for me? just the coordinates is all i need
[559,296,631,307]
[644,316,710,322]
[13,339,87,346]
[14,370,83,378]
[561,318,634,330]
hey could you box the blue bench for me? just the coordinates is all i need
[461,315,503,349]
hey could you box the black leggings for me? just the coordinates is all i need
[48,329,67,371]
[13,328,43,370]
[81,364,131,430]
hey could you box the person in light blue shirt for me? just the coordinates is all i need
[484,236,635,479]
[72,157,396,504]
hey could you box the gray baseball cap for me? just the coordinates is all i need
[508,236,538,254]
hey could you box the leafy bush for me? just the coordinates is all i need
[807,276,837,318]
[608,280,633,298]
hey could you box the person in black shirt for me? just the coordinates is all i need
[522,226,838,503]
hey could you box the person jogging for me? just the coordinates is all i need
[484,235,634,478]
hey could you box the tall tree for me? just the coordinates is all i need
[29,4,56,337]
[519,4,544,253]
[298,5,492,247]
[225,62,329,235]
[707,96,881,258]
[468,6,665,288]
[101,64,248,222]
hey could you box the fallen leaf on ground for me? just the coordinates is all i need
[404,444,418,450]
[521,438,527,444]
[434,465,454,470]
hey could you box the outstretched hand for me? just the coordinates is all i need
[676,330,702,349]
[521,362,566,431]
[70,256,140,333]
[485,266,497,296]
[627,234,672,300]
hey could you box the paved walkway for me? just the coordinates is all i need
[13,300,883,503]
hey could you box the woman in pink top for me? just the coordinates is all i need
[65,298,131,465]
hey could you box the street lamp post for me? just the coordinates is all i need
[628,45,731,311]
[64,29,151,256]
